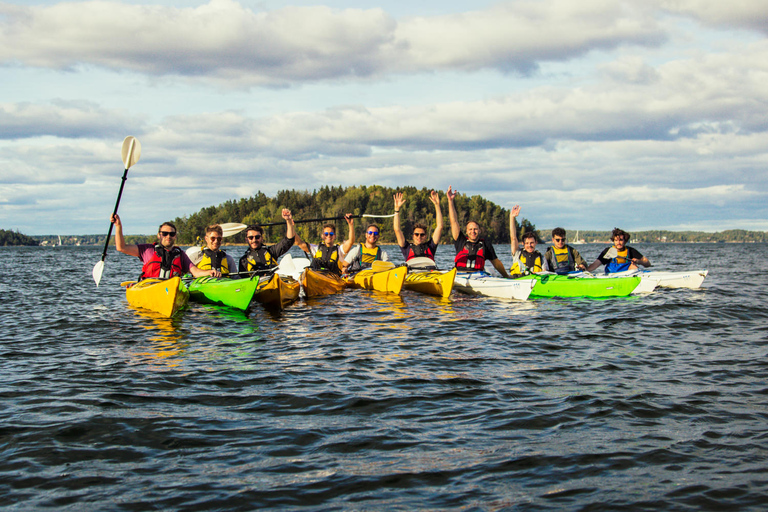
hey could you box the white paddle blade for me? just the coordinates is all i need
[92,260,104,287]
[121,136,141,169]
[604,247,618,259]
[221,223,247,237]
[277,254,296,274]
[186,246,204,265]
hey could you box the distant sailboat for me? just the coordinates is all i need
[572,230,585,245]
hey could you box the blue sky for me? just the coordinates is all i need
[1,0,767,235]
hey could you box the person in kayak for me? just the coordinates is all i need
[295,214,355,275]
[190,224,237,276]
[342,223,389,273]
[508,205,547,277]
[586,227,651,273]
[544,227,588,274]
[110,214,219,279]
[393,190,443,263]
[238,208,296,273]
[446,185,510,278]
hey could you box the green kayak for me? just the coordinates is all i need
[520,273,641,298]
[187,275,265,310]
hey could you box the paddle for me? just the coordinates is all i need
[92,136,141,287]
[218,213,398,237]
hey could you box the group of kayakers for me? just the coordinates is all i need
[110,186,651,281]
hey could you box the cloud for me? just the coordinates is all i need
[0,0,665,85]
[658,0,768,34]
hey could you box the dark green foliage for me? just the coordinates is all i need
[0,229,39,246]
[172,186,539,245]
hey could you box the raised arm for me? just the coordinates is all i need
[491,258,510,279]
[282,208,295,239]
[110,213,139,258]
[429,190,443,245]
[509,205,520,255]
[393,192,406,247]
[446,185,460,240]
[341,213,355,254]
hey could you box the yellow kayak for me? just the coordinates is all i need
[301,268,346,299]
[124,277,189,318]
[253,272,301,309]
[346,261,407,294]
[403,267,457,298]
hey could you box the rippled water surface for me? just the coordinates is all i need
[2,243,768,510]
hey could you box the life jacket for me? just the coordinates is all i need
[197,248,230,275]
[140,243,184,280]
[240,247,276,272]
[309,243,342,275]
[605,247,632,273]
[349,244,382,271]
[455,239,486,270]
[510,250,543,278]
[547,246,575,275]
[406,242,435,261]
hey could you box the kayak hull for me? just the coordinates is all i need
[253,273,300,309]
[523,273,641,298]
[608,269,708,289]
[125,277,189,317]
[301,268,346,299]
[347,265,408,294]
[403,267,457,298]
[453,272,536,301]
[188,275,260,310]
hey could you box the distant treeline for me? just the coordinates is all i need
[551,229,768,244]
[172,186,538,245]
[1,229,39,246]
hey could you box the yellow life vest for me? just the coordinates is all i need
[312,243,342,272]
[510,250,543,277]
[197,248,230,275]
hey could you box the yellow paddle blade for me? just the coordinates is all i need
[371,260,396,272]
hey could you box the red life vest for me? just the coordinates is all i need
[406,242,435,261]
[455,239,486,270]
[140,244,184,280]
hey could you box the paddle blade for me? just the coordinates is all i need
[121,136,141,169]
[221,222,247,237]
[93,260,104,287]
[371,260,396,272]
[604,247,618,259]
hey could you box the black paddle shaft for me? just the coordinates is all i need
[100,168,129,262]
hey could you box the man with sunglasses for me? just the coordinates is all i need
[586,227,651,273]
[110,214,218,280]
[447,186,510,277]
[544,227,587,274]
[343,224,389,273]
[238,208,296,273]
[295,214,355,275]
[393,190,443,262]
[193,224,237,276]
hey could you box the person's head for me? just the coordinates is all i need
[245,225,264,250]
[612,228,630,249]
[204,224,223,251]
[465,221,481,242]
[157,221,178,249]
[551,227,566,249]
[411,222,428,244]
[364,224,380,247]
[321,223,337,246]
[522,231,538,253]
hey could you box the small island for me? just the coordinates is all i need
[0,229,39,246]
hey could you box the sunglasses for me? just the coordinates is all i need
[208,236,222,242]
[247,235,262,240]
[553,237,564,242]
[323,232,335,237]
[413,232,427,237]
[367,231,380,236]
[160,231,177,237]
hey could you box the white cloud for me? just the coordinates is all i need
[658,0,768,34]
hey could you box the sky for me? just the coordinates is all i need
[1,0,767,235]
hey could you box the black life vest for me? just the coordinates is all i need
[309,244,341,275]
[240,247,276,272]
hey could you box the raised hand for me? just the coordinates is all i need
[429,190,439,205]
[394,192,405,211]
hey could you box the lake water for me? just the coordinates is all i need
[2,243,767,510]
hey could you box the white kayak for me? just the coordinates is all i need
[453,271,536,301]
[609,269,708,289]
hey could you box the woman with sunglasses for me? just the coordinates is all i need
[544,227,588,275]
[393,190,443,262]
[238,209,296,273]
[342,224,389,273]
[109,214,219,280]
[295,214,355,275]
